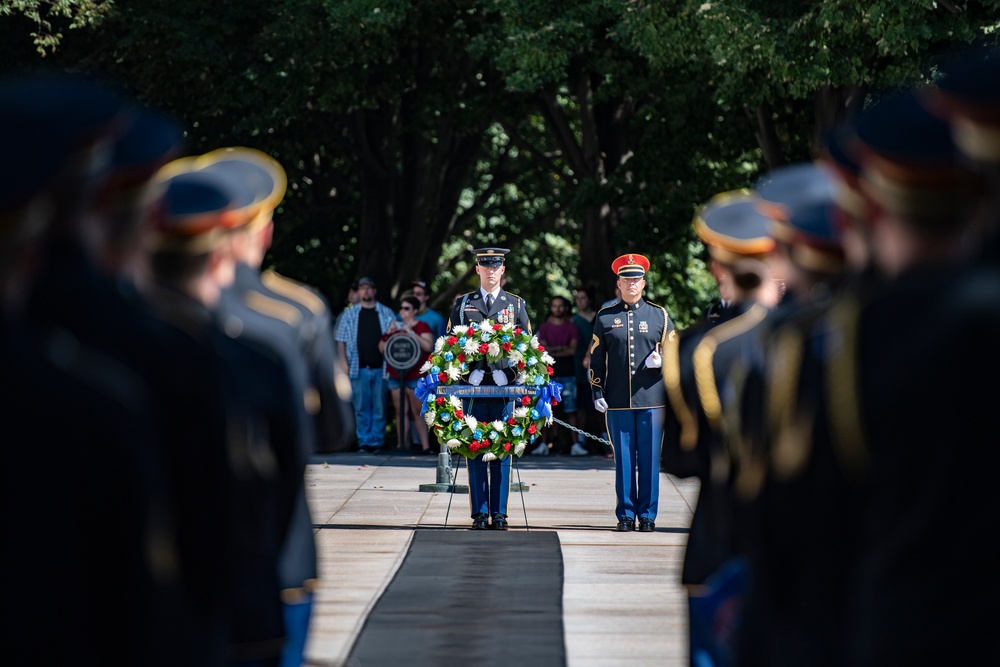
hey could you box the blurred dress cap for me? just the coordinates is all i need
[693,190,776,265]
[0,71,129,215]
[195,147,287,231]
[852,90,975,228]
[152,168,248,254]
[754,162,839,222]
[925,44,1000,162]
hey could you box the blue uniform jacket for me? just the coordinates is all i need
[589,298,672,409]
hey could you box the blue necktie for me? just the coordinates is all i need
[485,294,494,312]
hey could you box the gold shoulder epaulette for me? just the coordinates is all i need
[262,270,327,316]
[245,290,304,327]
[767,325,809,479]
[663,330,698,450]
[693,304,768,431]
[825,294,870,480]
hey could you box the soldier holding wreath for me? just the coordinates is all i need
[446,247,532,530]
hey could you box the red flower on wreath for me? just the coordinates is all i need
[527,424,537,435]
[546,366,554,375]
[517,361,526,370]
[551,398,559,405]
[504,442,512,452]
[520,395,531,406]
[502,342,512,352]
[447,336,458,346]
[436,396,445,405]
[478,343,489,354]
[455,409,465,420]
[457,353,466,362]
[537,345,545,352]
[492,323,503,331]
[438,372,448,382]
[514,328,523,336]
[507,417,516,426]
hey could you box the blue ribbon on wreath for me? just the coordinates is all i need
[536,380,563,421]
[415,374,441,415]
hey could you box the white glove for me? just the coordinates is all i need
[594,398,608,413]
[645,350,662,369]
[468,369,485,386]
[492,369,509,386]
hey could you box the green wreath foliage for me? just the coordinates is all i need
[417,318,558,460]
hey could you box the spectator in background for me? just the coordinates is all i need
[335,276,397,453]
[333,280,360,332]
[379,295,434,453]
[534,295,581,456]
[411,279,445,339]
[572,286,600,456]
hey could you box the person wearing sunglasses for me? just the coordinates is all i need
[379,295,434,453]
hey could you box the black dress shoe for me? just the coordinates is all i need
[638,517,656,532]
[491,514,508,531]
[615,518,635,532]
[471,513,489,530]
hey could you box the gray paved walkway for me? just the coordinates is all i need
[303,452,699,666]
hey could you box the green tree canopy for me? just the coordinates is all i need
[2,0,997,326]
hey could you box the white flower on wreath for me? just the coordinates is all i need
[433,337,445,354]
[445,365,462,381]
[530,335,540,349]
[514,442,526,455]
[490,420,504,432]
[447,439,462,450]
[452,325,470,336]
[541,352,555,365]
[424,411,437,426]
[482,452,497,462]
[464,415,479,431]
[487,341,501,357]
[515,371,527,385]
[507,350,523,365]
[420,358,433,373]
[463,338,480,356]
[513,406,529,419]
[449,395,462,409]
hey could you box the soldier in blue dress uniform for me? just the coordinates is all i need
[589,253,673,532]
[657,193,776,665]
[447,247,532,530]
[147,167,306,666]
[190,147,326,667]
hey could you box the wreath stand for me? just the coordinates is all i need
[419,385,533,530]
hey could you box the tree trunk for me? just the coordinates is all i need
[755,101,785,170]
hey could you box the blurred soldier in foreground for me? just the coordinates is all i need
[147,165,309,666]
[188,148,325,667]
[0,72,214,666]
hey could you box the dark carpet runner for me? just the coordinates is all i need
[347,530,566,667]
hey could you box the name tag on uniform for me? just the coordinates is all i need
[638,321,649,333]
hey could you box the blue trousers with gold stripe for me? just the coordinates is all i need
[606,407,665,521]
[464,398,512,516]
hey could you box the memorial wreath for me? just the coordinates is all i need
[415,319,563,460]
